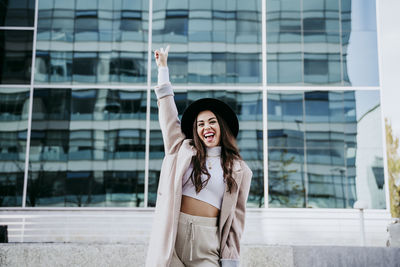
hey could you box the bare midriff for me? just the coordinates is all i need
[180,195,220,218]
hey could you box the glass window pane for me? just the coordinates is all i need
[149,90,264,207]
[27,88,146,207]
[0,88,29,207]
[268,90,386,209]
[0,30,33,84]
[0,0,35,26]
[268,148,305,208]
[35,0,148,85]
[152,0,262,85]
[266,0,379,86]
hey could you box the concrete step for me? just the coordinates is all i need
[0,243,399,267]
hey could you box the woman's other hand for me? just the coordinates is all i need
[154,45,170,67]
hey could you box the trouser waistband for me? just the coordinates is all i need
[178,212,218,226]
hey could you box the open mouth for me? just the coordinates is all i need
[204,132,215,143]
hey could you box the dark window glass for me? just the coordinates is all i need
[72,52,97,82]
[268,90,385,209]
[0,30,33,84]
[0,88,29,207]
[27,88,146,207]
[109,53,146,83]
[75,10,98,33]
[304,59,328,75]
[164,10,188,36]
[120,11,142,31]
[149,90,264,208]
[0,0,35,26]
[303,18,326,32]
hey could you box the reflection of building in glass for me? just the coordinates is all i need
[152,0,262,84]
[26,88,147,207]
[268,91,359,208]
[266,0,379,86]
[34,0,149,84]
[0,89,29,206]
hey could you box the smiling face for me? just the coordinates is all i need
[196,110,221,148]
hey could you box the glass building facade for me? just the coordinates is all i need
[0,0,386,210]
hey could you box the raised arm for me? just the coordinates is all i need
[154,46,185,154]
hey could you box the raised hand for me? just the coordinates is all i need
[154,45,170,67]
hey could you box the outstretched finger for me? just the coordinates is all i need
[153,50,159,58]
[160,47,165,54]
[165,45,170,55]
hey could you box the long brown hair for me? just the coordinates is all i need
[188,111,241,194]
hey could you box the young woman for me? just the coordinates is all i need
[145,46,253,267]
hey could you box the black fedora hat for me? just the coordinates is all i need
[181,98,239,139]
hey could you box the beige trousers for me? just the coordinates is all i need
[170,212,220,267]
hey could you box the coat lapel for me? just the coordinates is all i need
[219,160,243,236]
[174,140,196,192]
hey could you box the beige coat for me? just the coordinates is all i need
[145,83,253,267]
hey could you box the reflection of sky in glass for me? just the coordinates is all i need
[355,90,380,120]
[346,0,379,86]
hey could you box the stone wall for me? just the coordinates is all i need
[1,244,399,267]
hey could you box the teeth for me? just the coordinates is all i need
[204,133,214,137]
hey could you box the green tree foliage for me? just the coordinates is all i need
[385,118,400,218]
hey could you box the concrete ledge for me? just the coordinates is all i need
[0,243,399,267]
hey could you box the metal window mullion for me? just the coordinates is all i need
[375,0,391,212]
[144,0,154,208]
[20,0,39,242]
[0,85,31,88]
[22,0,39,209]
[302,92,309,208]
[0,27,35,30]
[171,85,262,90]
[338,0,344,85]
[265,86,380,91]
[262,0,267,87]
[262,0,268,208]
[31,84,148,89]
[3,85,382,91]
[262,88,268,208]
[26,84,262,90]
[300,0,304,83]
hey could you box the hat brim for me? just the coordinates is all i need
[181,98,239,139]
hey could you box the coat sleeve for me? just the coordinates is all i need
[220,165,253,267]
[155,82,186,155]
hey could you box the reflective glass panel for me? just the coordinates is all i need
[0,30,33,84]
[35,0,148,85]
[152,0,262,84]
[149,90,264,208]
[0,0,35,26]
[268,90,385,209]
[0,88,29,207]
[27,88,146,207]
[266,0,379,86]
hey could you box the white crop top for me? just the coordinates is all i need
[182,146,225,209]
